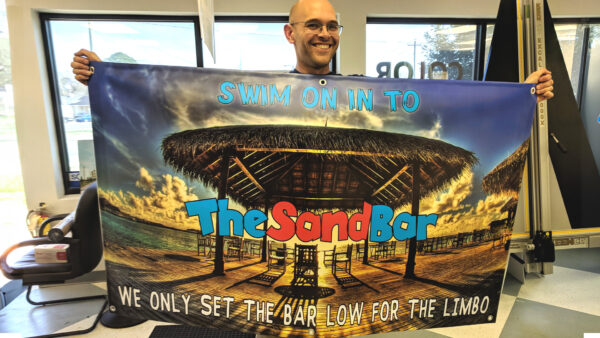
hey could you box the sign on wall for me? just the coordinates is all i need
[89,62,536,336]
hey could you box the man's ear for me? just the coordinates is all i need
[284,24,295,43]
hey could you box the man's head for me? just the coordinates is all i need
[284,0,339,74]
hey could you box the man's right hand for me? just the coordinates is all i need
[71,49,101,86]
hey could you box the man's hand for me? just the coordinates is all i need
[71,49,101,86]
[525,68,554,103]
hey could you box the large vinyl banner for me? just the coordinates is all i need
[88,62,536,336]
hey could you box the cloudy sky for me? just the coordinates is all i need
[89,62,536,235]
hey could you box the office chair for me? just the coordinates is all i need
[0,182,107,337]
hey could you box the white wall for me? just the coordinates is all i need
[5,0,600,215]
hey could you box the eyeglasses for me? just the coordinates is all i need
[290,21,343,35]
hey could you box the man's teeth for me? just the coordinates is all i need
[316,44,329,49]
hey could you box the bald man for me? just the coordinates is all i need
[71,0,553,102]
[284,0,339,75]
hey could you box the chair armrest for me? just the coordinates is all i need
[0,238,58,278]
[47,213,75,242]
[38,213,70,237]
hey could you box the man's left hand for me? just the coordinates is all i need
[525,68,554,103]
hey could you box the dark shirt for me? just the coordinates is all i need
[290,68,339,75]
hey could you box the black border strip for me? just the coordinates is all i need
[367,17,495,25]
[39,14,76,194]
[215,15,289,23]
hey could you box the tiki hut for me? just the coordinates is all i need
[482,138,529,197]
[483,138,530,231]
[501,197,519,229]
[162,125,478,277]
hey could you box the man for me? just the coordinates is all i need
[284,0,339,75]
[71,0,553,102]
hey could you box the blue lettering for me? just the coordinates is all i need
[417,214,438,240]
[302,86,319,108]
[238,83,261,105]
[370,205,393,242]
[403,90,420,112]
[384,90,402,112]
[321,88,337,110]
[270,84,290,106]
[392,212,416,241]
[357,89,373,111]
[185,199,218,236]
[244,209,267,238]
[217,199,244,236]
[261,85,268,106]
[217,82,235,104]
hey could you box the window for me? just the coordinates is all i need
[553,20,600,175]
[40,14,201,193]
[577,23,600,173]
[203,17,296,71]
[41,15,303,194]
[1,0,29,257]
[554,21,600,105]
[366,19,494,81]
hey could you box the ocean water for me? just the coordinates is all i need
[101,210,197,251]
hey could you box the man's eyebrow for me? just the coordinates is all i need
[305,18,340,24]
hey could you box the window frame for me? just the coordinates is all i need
[553,17,600,108]
[41,14,600,195]
[213,15,337,72]
[39,13,203,194]
[366,17,496,81]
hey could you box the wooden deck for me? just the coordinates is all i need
[104,239,509,337]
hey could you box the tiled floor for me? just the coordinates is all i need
[0,248,599,337]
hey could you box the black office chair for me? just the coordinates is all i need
[0,182,107,337]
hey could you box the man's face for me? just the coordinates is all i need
[285,0,339,74]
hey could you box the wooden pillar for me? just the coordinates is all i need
[405,163,420,279]
[197,232,200,256]
[261,196,270,262]
[362,237,369,265]
[213,150,231,276]
[362,199,371,265]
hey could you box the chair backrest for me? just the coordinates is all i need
[335,244,353,258]
[346,244,353,257]
[269,240,286,252]
[294,244,318,266]
[70,182,103,274]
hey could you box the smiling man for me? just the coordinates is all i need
[284,0,340,75]
[71,0,553,102]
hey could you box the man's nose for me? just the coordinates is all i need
[317,25,331,37]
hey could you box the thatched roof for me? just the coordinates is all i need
[501,197,518,213]
[162,125,477,210]
[482,138,529,196]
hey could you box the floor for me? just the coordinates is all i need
[0,248,599,337]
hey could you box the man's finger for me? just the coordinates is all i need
[538,74,552,82]
[73,68,92,76]
[536,79,554,89]
[538,87,554,95]
[74,49,101,62]
[71,61,90,70]
[74,74,89,85]
[72,56,90,65]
